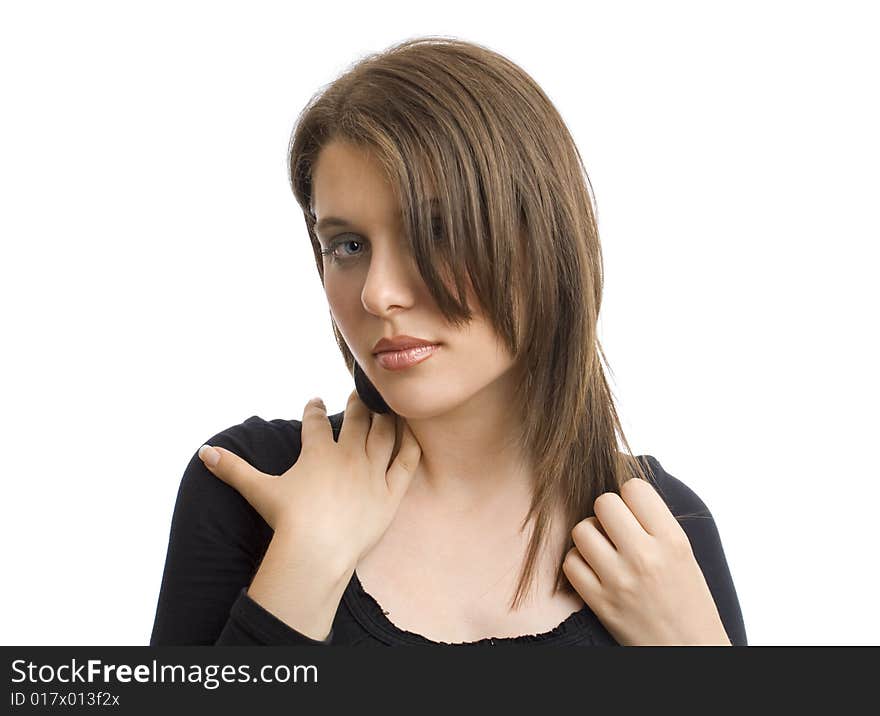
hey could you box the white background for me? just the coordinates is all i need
[2,0,877,646]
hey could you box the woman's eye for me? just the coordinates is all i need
[320,220,443,265]
[322,237,368,264]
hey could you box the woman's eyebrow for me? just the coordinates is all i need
[313,216,351,236]
[314,199,440,237]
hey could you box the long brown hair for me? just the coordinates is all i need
[287,35,698,610]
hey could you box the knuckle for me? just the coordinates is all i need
[395,456,414,472]
[336,443,356,462]
[668,530,693,557]
[298,440,316,459]
[632,546,663,575]
[614,572,638,595]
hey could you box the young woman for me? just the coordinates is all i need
[150,36,746,647]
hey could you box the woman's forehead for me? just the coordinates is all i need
[311,139,437,218]
[312,143,396,212]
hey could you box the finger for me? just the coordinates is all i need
[337,389,371,453]
[300,396,333,454]
[593,490,651,556]
[384,419,422,504]
[562,546,602,601]
[571,516,622,582]
[365,410,395,466]
[198,443,273,514]
[619,476,682,539]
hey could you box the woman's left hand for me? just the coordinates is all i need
[562,477,731,646]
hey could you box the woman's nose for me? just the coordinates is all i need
[360,243,418,316]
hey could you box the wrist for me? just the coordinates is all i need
[272,522,357,582]
[246,525,355,642]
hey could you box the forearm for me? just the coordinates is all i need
[245,526,354,642]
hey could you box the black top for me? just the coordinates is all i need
[150,414,748,646]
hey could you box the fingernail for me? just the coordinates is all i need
[310,397,326,410]
[198,444,220,468]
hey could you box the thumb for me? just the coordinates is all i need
[198,444,271,515]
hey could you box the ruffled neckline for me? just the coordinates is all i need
[343,569,600,646]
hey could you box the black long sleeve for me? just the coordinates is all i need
[215,587,333,645]
[149,416,333,645]
[643,456,748,646]
[149,413,746,647]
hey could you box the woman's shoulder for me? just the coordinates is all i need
[176,413,336,531]
[199,411,347,474]
[200,415,300,474]
[632,455,747,645]
[632,454,713,522]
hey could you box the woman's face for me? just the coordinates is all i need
[310,139,515,420]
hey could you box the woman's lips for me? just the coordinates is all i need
[374,343,440,371]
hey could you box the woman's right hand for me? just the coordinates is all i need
[198,389,422,571]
